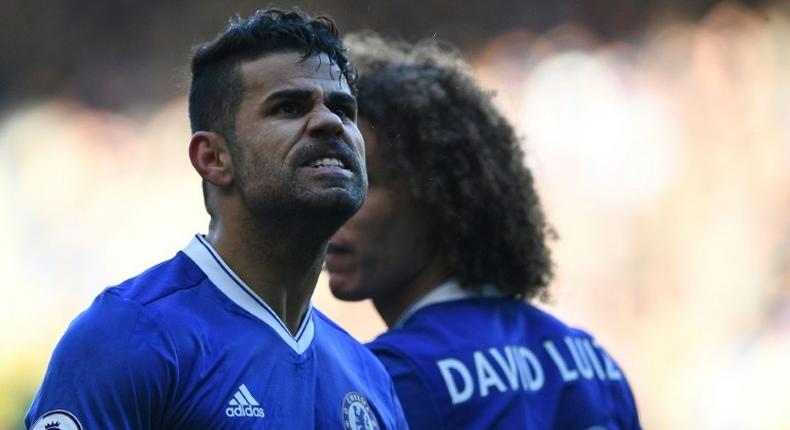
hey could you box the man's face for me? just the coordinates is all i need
[230,52,366,222]
[325,120,436,301]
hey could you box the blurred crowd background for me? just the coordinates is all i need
[1,1,788,428]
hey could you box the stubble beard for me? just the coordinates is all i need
[236,160,366,240]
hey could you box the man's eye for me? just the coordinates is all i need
[274,103,301,115]
[332,106,356,120]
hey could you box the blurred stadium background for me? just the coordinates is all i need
[1,1,788,428]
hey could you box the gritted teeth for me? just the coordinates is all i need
[309,157,346,169]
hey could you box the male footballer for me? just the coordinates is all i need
[26,10,406,430]
[326,33,641,429]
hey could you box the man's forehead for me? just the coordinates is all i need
[240,51,349,94]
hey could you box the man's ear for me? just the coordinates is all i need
[189,131,234,187]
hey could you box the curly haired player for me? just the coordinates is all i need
[326,33,641,429]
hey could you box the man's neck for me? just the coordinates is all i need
[206,218,327,336]
[372,253,450,328]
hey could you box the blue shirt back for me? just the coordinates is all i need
[26,235,407,430]
[367,281,640,430]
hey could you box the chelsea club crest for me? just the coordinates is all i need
[342,392,379,430]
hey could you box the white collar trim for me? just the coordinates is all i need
[394,279,503,328]
[182,234,315,354]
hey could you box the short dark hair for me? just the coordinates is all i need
[189,8,356,141]
[346,33,555,300]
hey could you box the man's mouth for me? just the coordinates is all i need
[325,242,354,274]
[308,157,348,170]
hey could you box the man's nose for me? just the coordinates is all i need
[307,105,344,138]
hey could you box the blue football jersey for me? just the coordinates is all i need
[367,281,641,430]
[26,235,408,430]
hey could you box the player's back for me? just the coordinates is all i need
[368,282,641,430]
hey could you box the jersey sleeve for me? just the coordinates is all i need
[608,368,641,430]
[373,348,443,430]
[553,338,642,430]
[597,344,642,430]
[25,292,177,430]
[386,376,410,430]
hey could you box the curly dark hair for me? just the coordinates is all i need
[346,33,554,300]
[189,8,356,141]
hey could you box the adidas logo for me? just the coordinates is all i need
[225,384,266,418]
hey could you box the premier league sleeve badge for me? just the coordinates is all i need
[30,410,83,430]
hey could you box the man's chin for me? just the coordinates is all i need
[241,184,364,236]
[328,275,369,302]
[315,187,364,208]
[302,188,364,220]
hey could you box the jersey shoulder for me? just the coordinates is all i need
[520,302,597,339]
[58,252,198,356]
[34,252,205,399]
[26,273,181,429]
[106,251,206,306]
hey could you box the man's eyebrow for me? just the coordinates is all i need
[325,91,357,107]
[264,88,314,103]
[263,89,356,107]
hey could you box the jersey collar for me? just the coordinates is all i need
[182,234,315,354]
[394,279,503,328]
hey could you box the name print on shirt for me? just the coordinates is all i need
[436,336,623,404]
